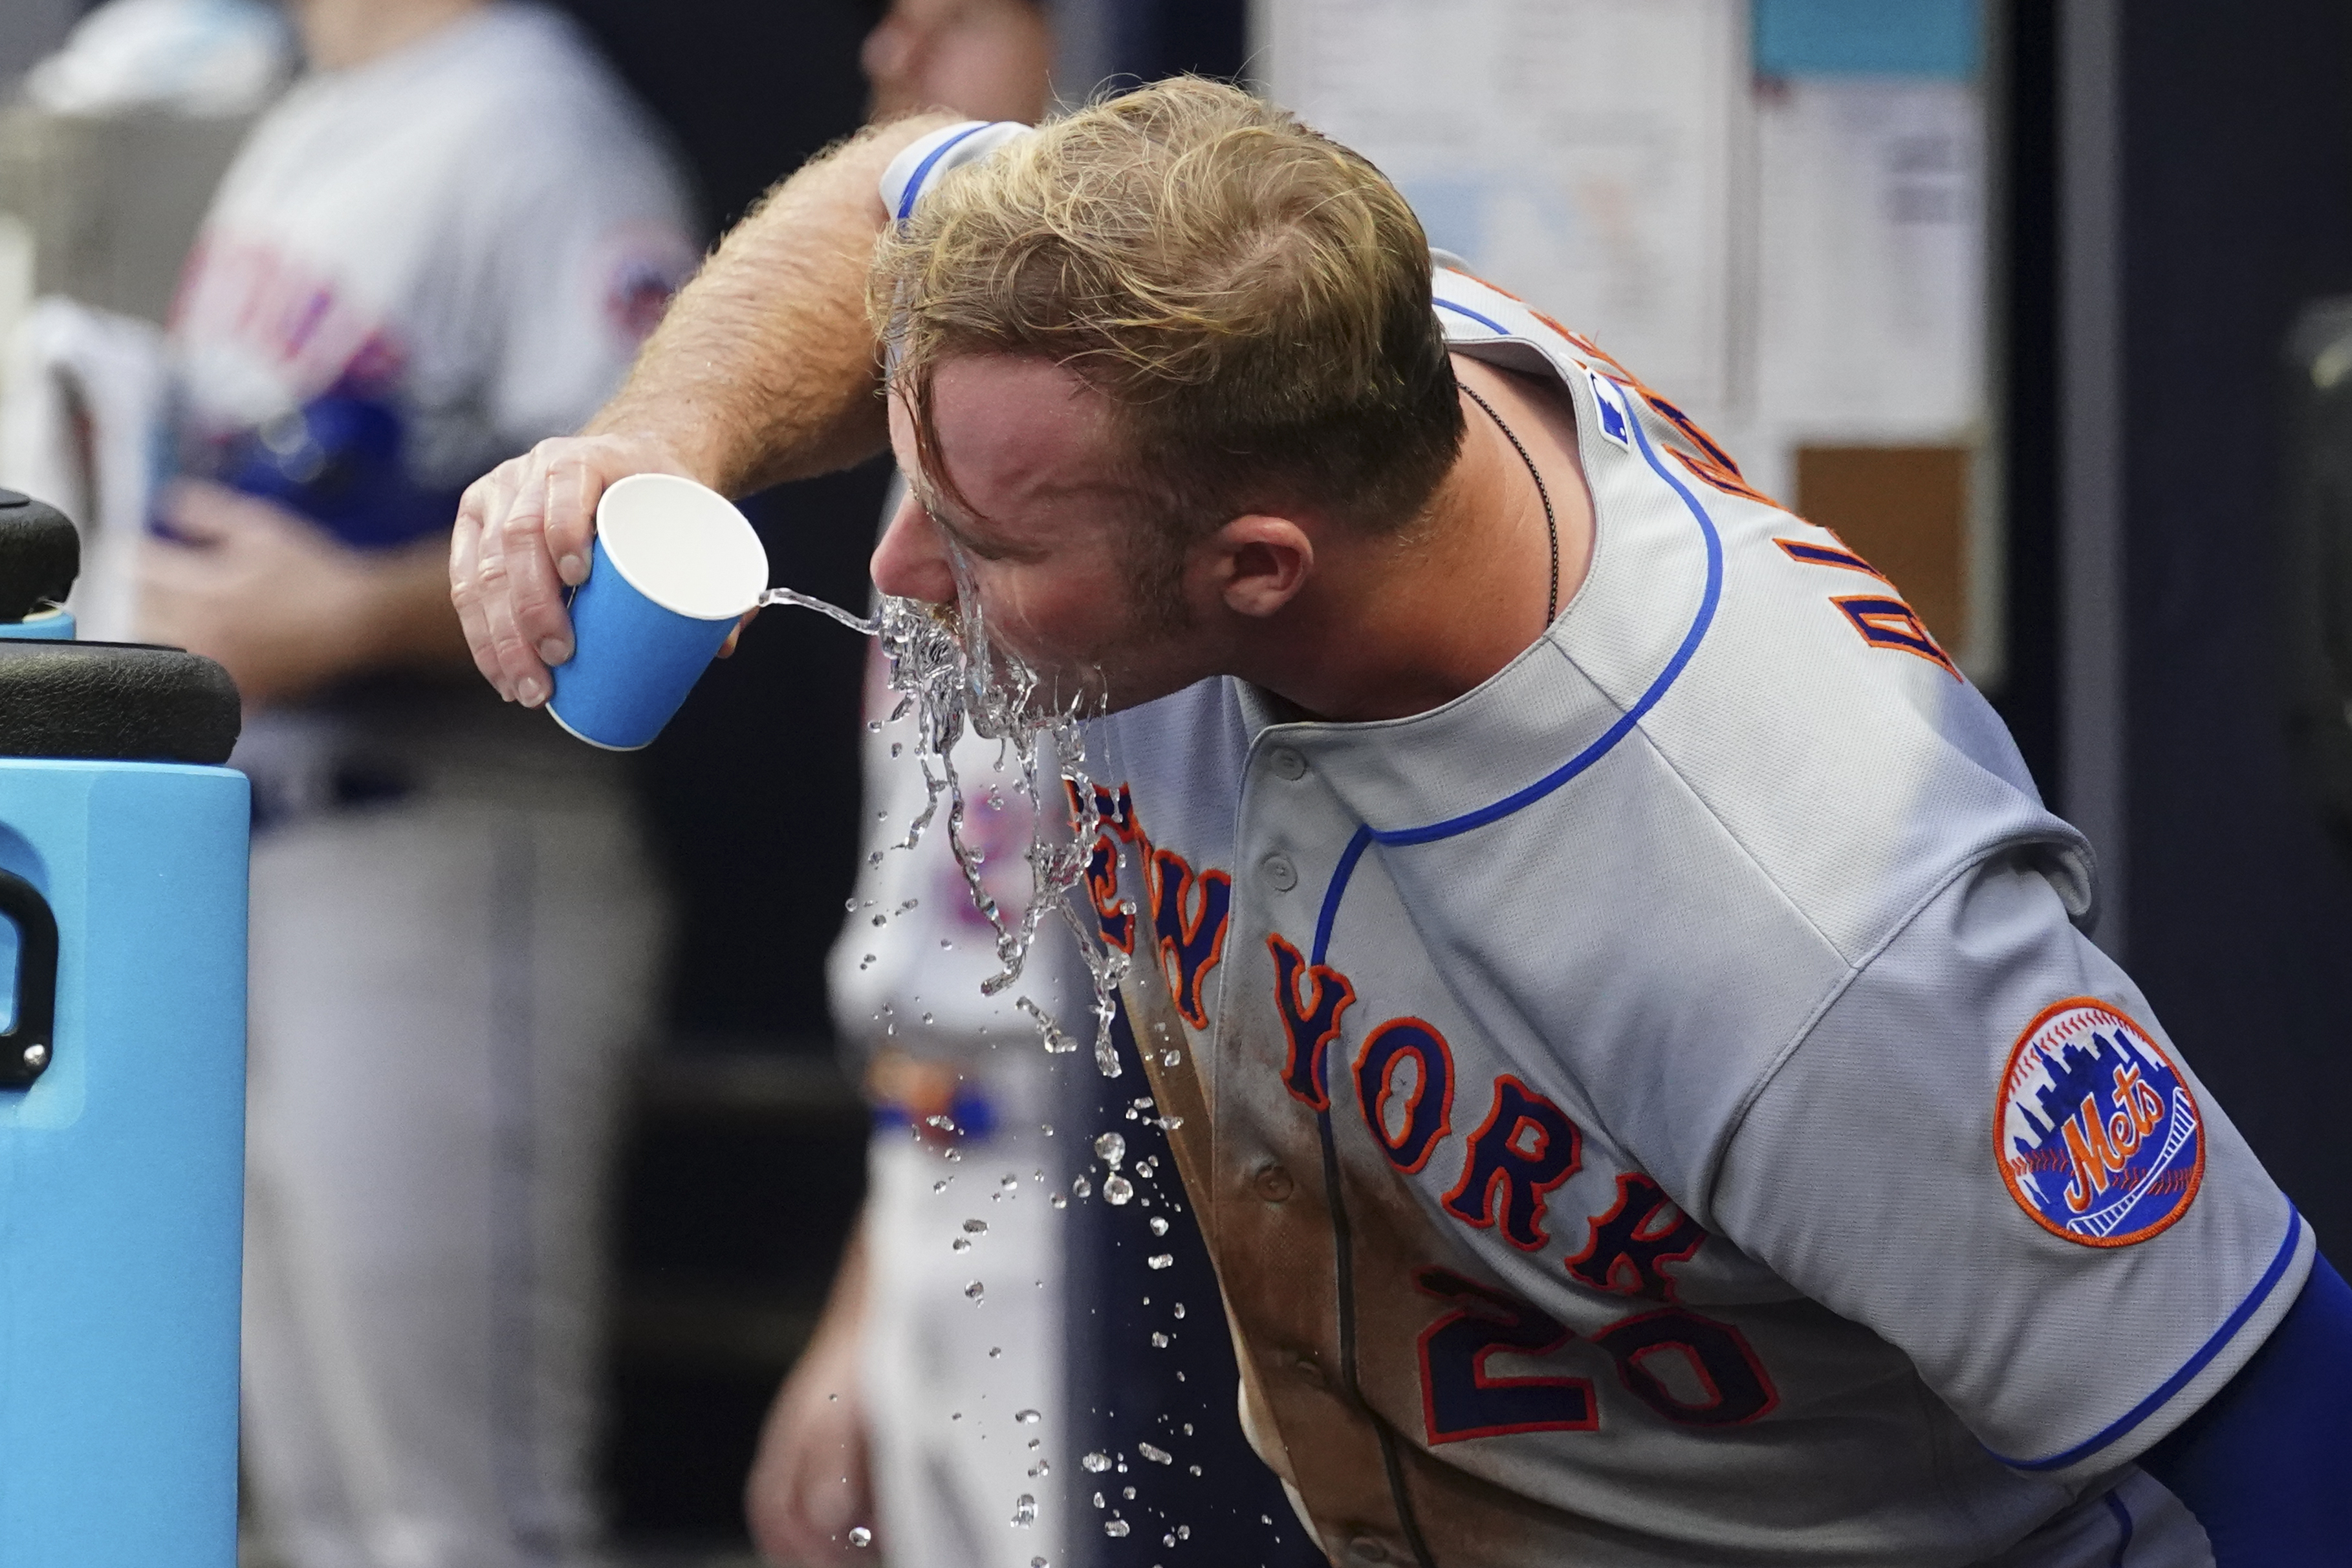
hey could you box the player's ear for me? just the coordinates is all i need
[1211,514,1314,619]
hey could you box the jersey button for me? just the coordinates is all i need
[1252,1162,1294,1201]
[1269,746,1307,780]
[1261,853,1298,892]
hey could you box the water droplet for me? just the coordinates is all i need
[1183,1422,1194,1435]
[1158,1114,1184,1130]
[1173,1302,1186,1318]
[1082,1451,1113,1472]
[1147,1253,1173,1269]
[1015,1408,1041,1424]
[1103,1519,1129,1538]
[1104,1175,1134,1205]
[952,1237,972,1252]
[849,1525,873,1547]
[1151,1331,1169,1347]
[1160,1047,1182,1067]
[1001,1173,1019,1192]
[891,741,904,757]
[990,1345,1003,1357]
[1179,1524,1192,1539]
[1050,1193,1068,1209]
[844,898,860,913]
[1122,1485,1136,1499]
[1190,1464,1203,1476]
[1139,1442,1172,1464]
[1091,1492,1105,1508]
[1094,1132,1126,1167]
[1011,1494,1037,1526]
[933,1179,950,1193]
[964,1218,990,1234]
[1149,1216,1169,1236]
[964,1280,985,1301]
[921,1012,935,1025]
[1071,1175,1092,1199]
[871,913,888,927]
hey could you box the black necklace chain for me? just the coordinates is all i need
[1460,382,1560,624]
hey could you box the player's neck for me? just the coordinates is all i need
[1237,363,1594,724]
[294,0,488,72]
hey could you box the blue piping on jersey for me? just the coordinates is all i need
[2103,1491,2133,1566]
[1435,296,1512,336]
[1991,1208,2305,1473]
[896,123,992,222]
[1306,364,1727,965]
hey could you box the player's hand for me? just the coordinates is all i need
[745,1310,876,1565]
[136,481,416,706]
[448,431,710,708]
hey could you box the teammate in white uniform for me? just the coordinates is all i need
[450,81,2352,1566]
[138,4,695,1564]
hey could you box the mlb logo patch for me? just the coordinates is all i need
[1586,371,1633,451]
[1996,999,2204,1247]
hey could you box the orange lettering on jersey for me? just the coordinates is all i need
[1772,534,1889,581]
[1443,1076,1583,1252]
[1637,391,1780,508]
[1353,1018,1456,1174]
[1831,595,1962,680]
[1563,1174,1707,1302]
[1067,780,1145,952]
[2060,1093,2138,1214]
[1270,933,1356,1112]
[1148,849,1231,1030]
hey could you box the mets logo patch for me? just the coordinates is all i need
[1996,999,2204,1247]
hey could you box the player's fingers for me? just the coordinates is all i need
[497,451,582,682]
[476,470,558,706]
[543,448,603,588]
[449,482,505,693]
[453,460,532,697]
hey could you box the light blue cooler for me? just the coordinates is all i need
[0,488,249,1565]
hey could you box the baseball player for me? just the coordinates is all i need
[137,3,695,1565]
[452,80,2352,1565]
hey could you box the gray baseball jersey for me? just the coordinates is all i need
[890,125,2310,1567]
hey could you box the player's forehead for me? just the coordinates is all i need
[889,353,1139,543]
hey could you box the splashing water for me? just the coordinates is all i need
[760,583,1131,1076]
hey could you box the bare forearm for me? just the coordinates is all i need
[587,114,959,495]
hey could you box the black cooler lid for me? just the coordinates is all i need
[0,643,241,765]
[0,490,80,622]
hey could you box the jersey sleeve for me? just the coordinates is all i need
[877,120,1036,219]
[1708,847,2314,1481]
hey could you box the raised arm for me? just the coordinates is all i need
[448,112,957,706]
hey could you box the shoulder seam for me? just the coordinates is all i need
[1696,836,2070,1223]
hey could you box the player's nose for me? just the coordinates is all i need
[871,490,958,605]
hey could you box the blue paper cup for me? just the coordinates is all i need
[547,474,768,750]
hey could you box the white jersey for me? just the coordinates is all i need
[171,1,696,527]
[887,126,2309,1566]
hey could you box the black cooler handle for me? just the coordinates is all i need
[0,867,58,1088]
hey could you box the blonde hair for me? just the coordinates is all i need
[871,78,1463,589]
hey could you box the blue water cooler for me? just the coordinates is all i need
[0,488,248,1564]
